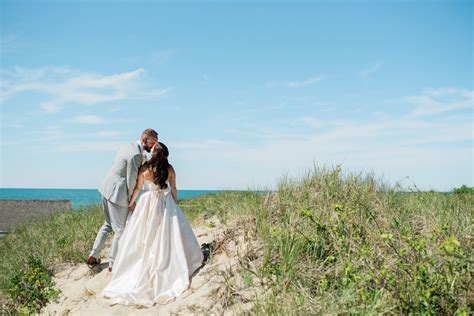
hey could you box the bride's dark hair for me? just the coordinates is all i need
[146,142,170,189]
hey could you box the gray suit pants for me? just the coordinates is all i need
[89,196,128,267]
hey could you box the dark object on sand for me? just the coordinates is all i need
[201,241,216,263]
[86,256,102,269]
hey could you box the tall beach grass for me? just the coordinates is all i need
[249,166,472,314]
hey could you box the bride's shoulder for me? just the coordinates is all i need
[167,164,175,180]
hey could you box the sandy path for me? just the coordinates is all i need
[42,217,255,315]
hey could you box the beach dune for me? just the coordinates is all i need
[43,215,260,315]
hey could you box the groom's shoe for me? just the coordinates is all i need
[108,262,113,272]
[86,256,101,268]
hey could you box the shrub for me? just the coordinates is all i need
[5,255,60,313]
[453,185,474,195]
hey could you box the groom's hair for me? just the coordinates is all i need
[142,128,158,140]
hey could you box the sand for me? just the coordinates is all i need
[42,216,262,315]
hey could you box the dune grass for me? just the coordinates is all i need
[0,166,472,314]
[249,167,472,314]
[175,167,473,314]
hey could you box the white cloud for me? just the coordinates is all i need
[27,126,66,143]
[66,68,144,89]
[299,116,330,129]
[0,67,169,112]
[59,141,125,152]
[3,123,24,129]
[3,126,125,149]
[40,101,60,113]
[264,75,324,89]
[287,76,323,88]
[137,88,169,100]
[359,61,384,78]
[72,115,104,125]
[404,87,473,116]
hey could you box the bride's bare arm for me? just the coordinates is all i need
[168,165,177,202]
[129,166,147,212]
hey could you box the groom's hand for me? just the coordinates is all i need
[128,201,136,213]
[150,143,158,155]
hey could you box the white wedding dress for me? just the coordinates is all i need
[101,180,204,307]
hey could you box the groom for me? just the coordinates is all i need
[87,128,158,271]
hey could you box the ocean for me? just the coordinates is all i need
[0,188,222,208]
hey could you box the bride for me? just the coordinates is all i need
[102,142,204,307]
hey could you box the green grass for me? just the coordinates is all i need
[1,167,472,314]
[249,167,473,314]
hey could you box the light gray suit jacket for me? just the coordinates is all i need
[99,142,143,208]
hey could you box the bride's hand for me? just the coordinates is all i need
[128,201,136,213]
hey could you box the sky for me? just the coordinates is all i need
[0,0,472,191]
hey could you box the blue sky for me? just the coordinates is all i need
[1,0,472,190]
